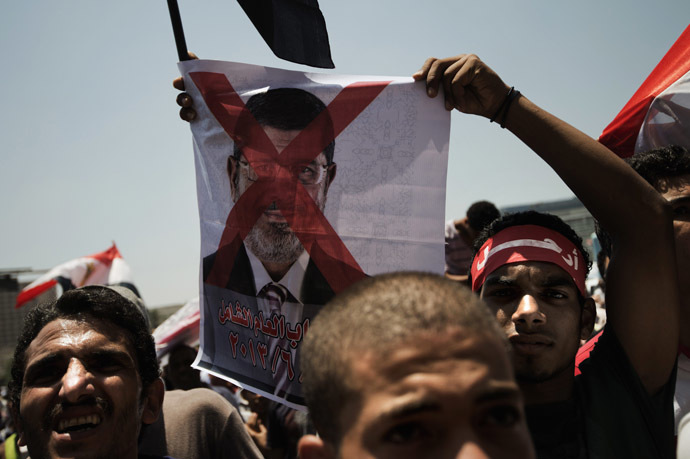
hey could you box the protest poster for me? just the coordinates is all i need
[179,59,450,408]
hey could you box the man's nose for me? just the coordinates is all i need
[453,438,490,459]
[59,358,95,403]
[512,294,545,327]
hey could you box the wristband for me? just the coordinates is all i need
[499,89,521,128]
[489,86,513,123]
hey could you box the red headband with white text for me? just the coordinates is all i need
[471,225,587,295]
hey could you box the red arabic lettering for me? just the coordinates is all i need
[248,338,256,366]
[257,342,268,369]
[228,332,239,358]
[218,299,232,325]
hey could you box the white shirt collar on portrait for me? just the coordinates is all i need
[246,248,309,304]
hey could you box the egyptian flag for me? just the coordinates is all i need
[599,25,690,157]
[152,298,201,358]
[15,243,137,308]
[236,0,334,68]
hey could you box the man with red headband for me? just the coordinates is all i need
[415,55,679,458]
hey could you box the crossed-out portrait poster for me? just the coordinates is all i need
[179,59,451,409]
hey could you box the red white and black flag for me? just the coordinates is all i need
[15,243,137,308]
[599,25,690,156]
[152,298,201,358]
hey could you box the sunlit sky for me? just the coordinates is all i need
[1,1,687,307]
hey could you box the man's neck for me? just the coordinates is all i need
[519,366,575,406]
[245,248,309,304]
[261,260,293,282]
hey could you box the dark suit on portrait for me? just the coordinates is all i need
[201,235,367,406]
[203,237,365,305]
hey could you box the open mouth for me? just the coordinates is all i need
[56,415,102,433]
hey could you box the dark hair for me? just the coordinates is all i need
[8,286,160,407]
[232,87,335,165]
[594,220,612,260]
[301,272,507,446]
[466,200,500,232]
[469,211,592,286]
[625,145,690,190]
[596,145,690,258]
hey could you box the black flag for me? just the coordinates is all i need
[237,0,335,69]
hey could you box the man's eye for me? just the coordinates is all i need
[382,422,432,444]
[487,288,514,298]
[90,358,126,373]
[544,290,566,299]
[25,366,61,386]
[254,163,273,174]
[298,165,316,177]
[94,363,122,373]
[480,405,520,428]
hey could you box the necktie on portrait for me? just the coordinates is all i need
[259,283,294,397]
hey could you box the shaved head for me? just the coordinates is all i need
[301,271,508,445]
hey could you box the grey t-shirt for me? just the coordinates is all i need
[138,388,262,459]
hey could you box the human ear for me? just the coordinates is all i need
[228,156,240,202]
[580,298,596,340]
[9,402,26,446]
[297,434,336,459]
[324,163,337,193]
[141,378,165,425]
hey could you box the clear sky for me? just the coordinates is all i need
[1,1,687,307]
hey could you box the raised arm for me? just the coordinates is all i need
[414,54,679,394]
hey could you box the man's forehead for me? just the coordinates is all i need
[26,317,135,362]
[658,174,690,199]
[262,126,301,143]
[240,150,329,165]
[351,327,512,383]
[345,329,518,425]
[236,123,331,163]
[483,261,578,287]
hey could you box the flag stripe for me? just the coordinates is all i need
[155,313,201,346]
[15,279,58,308]
[87,244,121,265]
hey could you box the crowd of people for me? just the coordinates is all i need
[1,52,688,459]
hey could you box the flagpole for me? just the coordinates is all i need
[167,0,191,61]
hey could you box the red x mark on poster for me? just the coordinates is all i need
[190,72,391,294]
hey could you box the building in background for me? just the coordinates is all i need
[0,269,56,384]
[149,303,184,329]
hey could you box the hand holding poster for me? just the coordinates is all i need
[179,59,450,408]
